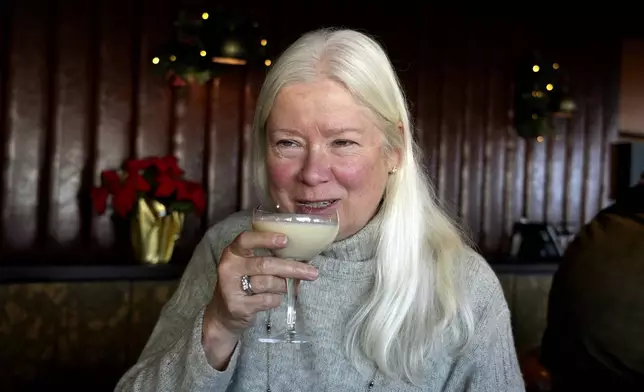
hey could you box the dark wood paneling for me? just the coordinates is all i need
[210,68,244,222]
[0,284,60,389]
[51,0,92,247]
[415,27,442,184]
[583,53,606,224]
[0,2,623,262]
[57,282,131,368]
[0,0,12,251]
[565,62,587,230]
[0,280,175,391]
[93,0,136,248]
[239,70,262,211]
[482,48,509,252]
[460,36,486,244]
[128,280,178,363]
[137,0,175,159]
[4,0,49,249]
[438,38,466,217]
[545,119,567,225]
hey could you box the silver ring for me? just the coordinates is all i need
[240,275,254,296]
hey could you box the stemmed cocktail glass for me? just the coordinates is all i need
[252,204,339,344]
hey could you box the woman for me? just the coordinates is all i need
[116,28,524,391]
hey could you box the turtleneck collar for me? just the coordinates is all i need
[312,212,382,281]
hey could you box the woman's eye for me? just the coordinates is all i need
[333,139,356,147]
[276,140,299,148]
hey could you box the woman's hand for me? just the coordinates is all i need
[202,231,319,369]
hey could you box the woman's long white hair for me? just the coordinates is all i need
[251,28,475,384]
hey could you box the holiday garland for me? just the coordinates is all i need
[151,7,272,86]
[514,51,576,139]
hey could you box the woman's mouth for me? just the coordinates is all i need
[295,199,339,214]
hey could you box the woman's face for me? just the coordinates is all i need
[265,79,399,240]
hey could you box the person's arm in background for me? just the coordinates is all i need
[445,254,526,392]
[463,297,525,391]
[115,228,240,392]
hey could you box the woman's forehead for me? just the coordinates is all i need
[267,81,380,134]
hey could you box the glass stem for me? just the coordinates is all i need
[285,277,297,334]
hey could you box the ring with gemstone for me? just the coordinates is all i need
[240,275,254,296]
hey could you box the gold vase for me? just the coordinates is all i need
[131,198,185,264]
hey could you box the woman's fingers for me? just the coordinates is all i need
[247,275,287,294]
[243,293,283,313]
[228,230,287,257]
[243,256,318,281]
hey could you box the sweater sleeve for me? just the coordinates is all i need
[464,305,525,391]
[115,223,243,392]
[446,253,525,392]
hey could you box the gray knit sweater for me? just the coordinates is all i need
[115,210,525,391]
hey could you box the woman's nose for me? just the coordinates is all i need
[298,146,332,186]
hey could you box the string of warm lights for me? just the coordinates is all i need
[150,9,273,86]
[514,52,575,140]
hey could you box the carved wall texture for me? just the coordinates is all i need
[0,1,622,264]
[0,274,551,391]
[0,0,620,263]
[0,280,179,391]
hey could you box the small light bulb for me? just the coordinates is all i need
[532,65,540,72]
[200,50,207,57]
[202,12,209,20]
[264,59,272,66]
[260,39,267,46]
[553,63,560,70]
[546,83,554,91]
[152,57,160,64]
[170,55,176,62]
[537,136,544,143]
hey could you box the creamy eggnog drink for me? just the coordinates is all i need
[252,218,339,261]
[252,206,339,344]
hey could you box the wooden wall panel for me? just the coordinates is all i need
[545,119,567,225]
[137,0,175,159]
[0,2,623,263]
[439,40,466,218]
[0,280,176,391]
[93,0,136,248]
[0,0,9,254]
[565,65,587,230]
[584,64,606,224]
[3,0,49,249]
[209,69,244,223]
[483,52,510,252]
[239,70,263,211]
[128,281,178,363]
[51,0,92,246]
[460,39,486,245]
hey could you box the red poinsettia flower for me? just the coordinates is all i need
[154,156,184,176]
[126,171,151,192]
[93,155,203,217]
[112,184,138,217]
[155,173,176,197]
[125,158,155,174]
[101,170,122,194]
[175,181,190,201]
[172,75,187,87]
[191,188,206,215]
[91,186,109,214]
[176,180,206,215]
